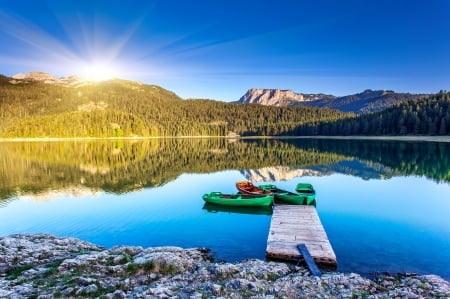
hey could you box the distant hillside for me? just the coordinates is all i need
[0,73,351,138]
[289,92,450,136]
[238,88,427,114]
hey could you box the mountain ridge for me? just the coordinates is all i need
[9,71,96,88]
[238,88,428,114]
[2,71,446,138]
[8,71,149,89]
[239,88,335,106]
[0,72,351,138]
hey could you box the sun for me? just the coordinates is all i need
[79,62,118,82]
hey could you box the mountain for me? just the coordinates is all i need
[10,71,91,87]
[239,88,335,106]
[12,71,59,82]
[238,88,427,114]
[0,72,351,138]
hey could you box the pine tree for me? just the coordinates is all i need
[438,118,447,135]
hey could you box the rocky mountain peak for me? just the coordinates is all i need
[239,88,335,106]
[12,71,58,83]
[10,72,89,87]
[238,88,427,114]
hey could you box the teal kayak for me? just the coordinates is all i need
[202,192,273,207]
[260,184,316,206]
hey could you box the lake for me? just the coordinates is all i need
[0,138,449,280]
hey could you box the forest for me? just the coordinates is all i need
[0,76,350,138]
[1,75,448,137]
[289,92,450,136]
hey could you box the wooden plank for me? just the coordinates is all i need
[266,204,337,268]
[271,221,322,226]
[269,226,327,233]
[267,241,334,253]
[297,244,321,276]
[268,233,328,242]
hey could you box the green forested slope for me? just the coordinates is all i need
[289,92,450,135]
[0,76,351,137]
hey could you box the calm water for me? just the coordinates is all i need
[0,138,449,280]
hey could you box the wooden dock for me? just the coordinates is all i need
[266,204,337,268]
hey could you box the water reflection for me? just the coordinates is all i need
[0,138,449,204]
[1,138,449,279]
[202,202,273,215]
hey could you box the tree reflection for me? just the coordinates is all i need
[0,138,448,202]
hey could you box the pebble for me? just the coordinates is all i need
[0,234,449,298]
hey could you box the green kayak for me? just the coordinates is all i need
[260,184,316,206]
[202,192,273,207]
[295,183,316,205]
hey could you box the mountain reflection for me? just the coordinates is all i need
[0,138,449,203]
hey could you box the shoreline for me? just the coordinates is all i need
[1,234,449,298]
[0,135,449,143]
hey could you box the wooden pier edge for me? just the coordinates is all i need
[266,205,337,269]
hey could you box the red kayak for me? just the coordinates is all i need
[235,181,272,196]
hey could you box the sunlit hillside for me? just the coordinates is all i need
[0,74,352,138]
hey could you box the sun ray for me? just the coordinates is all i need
[0,10,148,81]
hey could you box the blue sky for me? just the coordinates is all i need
[0,0,449,101]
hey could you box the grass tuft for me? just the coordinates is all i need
[6,264,34,280]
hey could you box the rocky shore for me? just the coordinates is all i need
[1,234,449,298]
